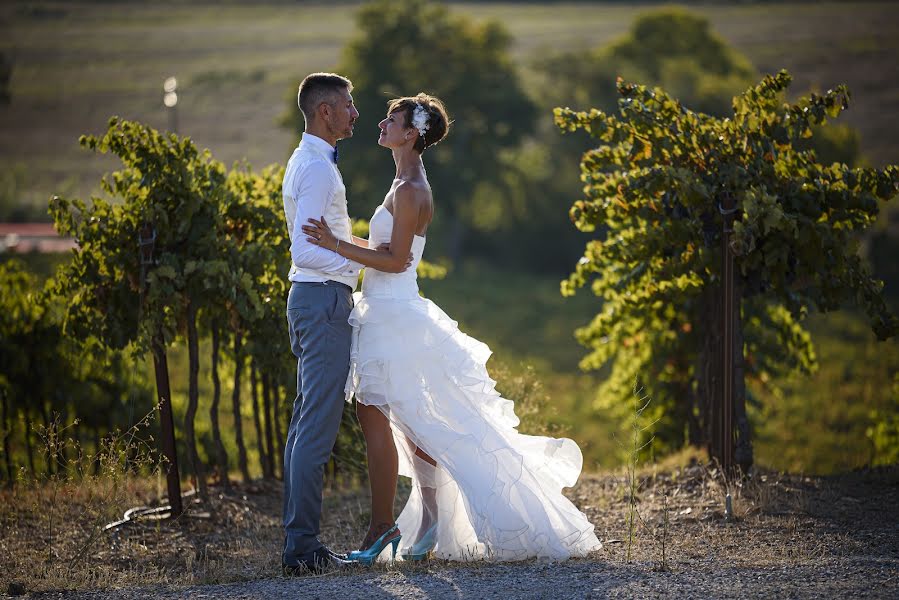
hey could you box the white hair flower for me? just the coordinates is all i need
[412,104,430,138]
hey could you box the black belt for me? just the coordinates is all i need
[292,280,353,292]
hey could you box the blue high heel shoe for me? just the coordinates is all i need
[401,522,438,561]
[347,524,401,566]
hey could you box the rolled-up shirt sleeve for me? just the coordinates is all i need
[288,159,361,276]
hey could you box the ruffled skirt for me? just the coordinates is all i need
[345,291,601,562]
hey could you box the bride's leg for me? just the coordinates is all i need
[414,445,437,467]
[406,439,439,536]
[357,402,399,548]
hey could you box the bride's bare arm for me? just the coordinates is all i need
[304,183,420,273]
[343,233,390,251]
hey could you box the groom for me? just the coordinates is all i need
[281,72,360,574]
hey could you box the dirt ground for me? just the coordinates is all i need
[2,459,897,598]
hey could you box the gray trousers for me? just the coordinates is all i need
[282,280,353,564]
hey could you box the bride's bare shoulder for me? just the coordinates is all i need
[394,179,432,209]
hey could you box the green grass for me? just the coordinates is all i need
[420,260,598,372]
[750,311,899,474]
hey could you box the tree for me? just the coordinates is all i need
[0,262,73,477]
[518,7,865,275]
[50,117,233,504]
[555,71,898,470]
[538,8,755,119]
[0,259,150,485]
[0,260,59,480]
[505,8,760,275]
[282,0,537,262]
[866,373,899,466]
[224,163,289,481]
[44,113,450,494]
[203,312,231,489]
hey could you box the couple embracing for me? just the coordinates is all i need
[281,72,601,574]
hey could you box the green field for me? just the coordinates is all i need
[2,1,898,216]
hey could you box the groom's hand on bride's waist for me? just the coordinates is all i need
[376,243,414,272]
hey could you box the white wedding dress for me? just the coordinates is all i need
[345,204,601,562]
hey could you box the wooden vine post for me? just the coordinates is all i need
[140,223,182,516]
[718,192,737,477]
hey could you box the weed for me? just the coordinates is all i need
[622,379,657,563]
[1,407,165,592]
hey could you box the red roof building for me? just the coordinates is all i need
[0,223,77,254]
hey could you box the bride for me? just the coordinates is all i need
[302,93,601,563]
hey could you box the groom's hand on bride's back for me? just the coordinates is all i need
[376,243,414,272]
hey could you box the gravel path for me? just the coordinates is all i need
[30,554,898,599]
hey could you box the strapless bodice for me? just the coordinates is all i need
[361,205,426,298]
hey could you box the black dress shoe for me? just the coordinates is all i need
[283,545,352,575]
[326,547,349,561]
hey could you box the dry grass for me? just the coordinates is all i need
[2,448,897,595]
[574,451,899,573]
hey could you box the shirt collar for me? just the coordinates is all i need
[300,133,336,160]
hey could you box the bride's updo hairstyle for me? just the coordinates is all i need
[386,93,450,154]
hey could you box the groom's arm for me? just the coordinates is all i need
[289,160,362,275]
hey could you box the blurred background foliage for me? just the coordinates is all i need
[1,1,897,480]
[281,0,540,265]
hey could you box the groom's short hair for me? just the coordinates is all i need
[298,73,353,123]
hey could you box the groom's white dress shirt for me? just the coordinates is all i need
[282,133,361,289]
